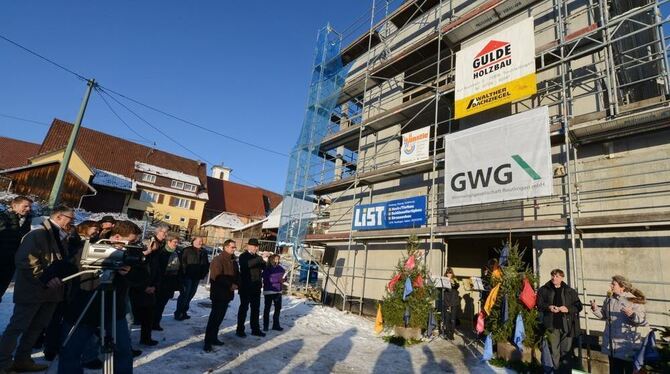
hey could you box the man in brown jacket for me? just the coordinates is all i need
[0,205,76,373]
[203,239,239,352]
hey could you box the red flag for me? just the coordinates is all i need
[387,273,401,291]
[413,274,424,288]
[404,255,416,270]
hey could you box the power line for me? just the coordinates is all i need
[94,87,155,145]
[99,89,268,189]
[0,113,51,127]
[0,33,88,81]
[100,86,289,158]
[0,32,288,158]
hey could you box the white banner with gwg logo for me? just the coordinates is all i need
[445,106,552,207]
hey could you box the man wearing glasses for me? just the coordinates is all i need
[0,205,77,373]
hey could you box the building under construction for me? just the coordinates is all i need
[279,0,670,342]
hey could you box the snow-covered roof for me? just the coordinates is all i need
[135,161,201,185]
[261,200,283,230]
[92,169,136,191]
[201,212,245,229]
[135,181,209,200]
[232,217,268,232]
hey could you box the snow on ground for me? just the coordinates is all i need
[0,285,510,373]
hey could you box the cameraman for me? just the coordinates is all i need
[0,205,76,373]
[58,220,148,374]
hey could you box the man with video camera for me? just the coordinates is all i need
[0,205,76,373]
[58,220,149,374]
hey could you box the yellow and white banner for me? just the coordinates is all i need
[400,126,430,165]
[454,17,536,119]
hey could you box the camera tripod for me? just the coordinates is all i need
[61,268,121,374]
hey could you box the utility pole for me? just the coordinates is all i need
[48,78,96,208]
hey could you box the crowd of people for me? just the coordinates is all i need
[0,195,287,373]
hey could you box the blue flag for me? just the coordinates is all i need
[634,331,660,371]
[403,306,410,327]
[501,295,509,322]
[403,277,414,301]
[513,313,525,353]
[426,310,436,337]
[482,334,493,361]
[499,244,509,267]
[540,338,554,373]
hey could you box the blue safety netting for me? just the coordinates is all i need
[278,24,351,255]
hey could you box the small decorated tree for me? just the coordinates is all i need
[381,235,435,331]
[485,241,541,349]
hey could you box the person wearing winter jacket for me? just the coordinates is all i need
[204,239,239,352]
[154,233,184,327]
[262,254,285,331]
[590,275,647,373]
[129,237,161,346]
[175,237,209,320]
[0,195,32,302]
[236,238,268,337]
[537,269,582,373]
[441,267,460,340]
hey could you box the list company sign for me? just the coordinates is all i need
[455,17,537,119]
[352,196,427,231]
[445,106,552,207]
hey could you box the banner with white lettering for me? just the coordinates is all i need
[454,17,536,119]
[352,196,427,231]
[400,126,430,165]
[445,106,552,207]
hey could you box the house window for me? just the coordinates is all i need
[172,197,191,209]
[142,173,156,183]
[164,214,171,221]
[140,190,158,203]
[171,180,185,189]
[179,217,186,223]
[184,183,197,192]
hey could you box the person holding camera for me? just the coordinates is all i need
[0,195,33,303]
[590,275,647,373]
[203,239,239,352]
[58,220,148,374]
[0,205,76,373]
[236,238,268,338]
[175,237,209,321]
[537,269,582,373]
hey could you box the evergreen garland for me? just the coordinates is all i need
[381,235,435,330]
[485,241,541,349]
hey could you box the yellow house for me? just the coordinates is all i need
[29,149,94,183]
[126,161,208,229]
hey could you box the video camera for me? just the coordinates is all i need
[80,239,146,270]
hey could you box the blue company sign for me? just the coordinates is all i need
[352,196,427,231]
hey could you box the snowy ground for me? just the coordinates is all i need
[0,285,511,373]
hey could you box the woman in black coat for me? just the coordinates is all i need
[129,241,161,346]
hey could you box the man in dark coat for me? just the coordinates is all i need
[0,205,75,373]
[175,237,209,320]
[59,220,148,374]
[203,239,239,352]
[537,268,583,373]
[0,195,33,302]
[236,238,267,337]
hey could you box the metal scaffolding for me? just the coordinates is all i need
[280,0,670,327]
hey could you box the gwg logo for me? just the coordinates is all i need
[353,206,385,228]
[450,154,541,192]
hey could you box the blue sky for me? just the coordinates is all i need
[0,1,380,193]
